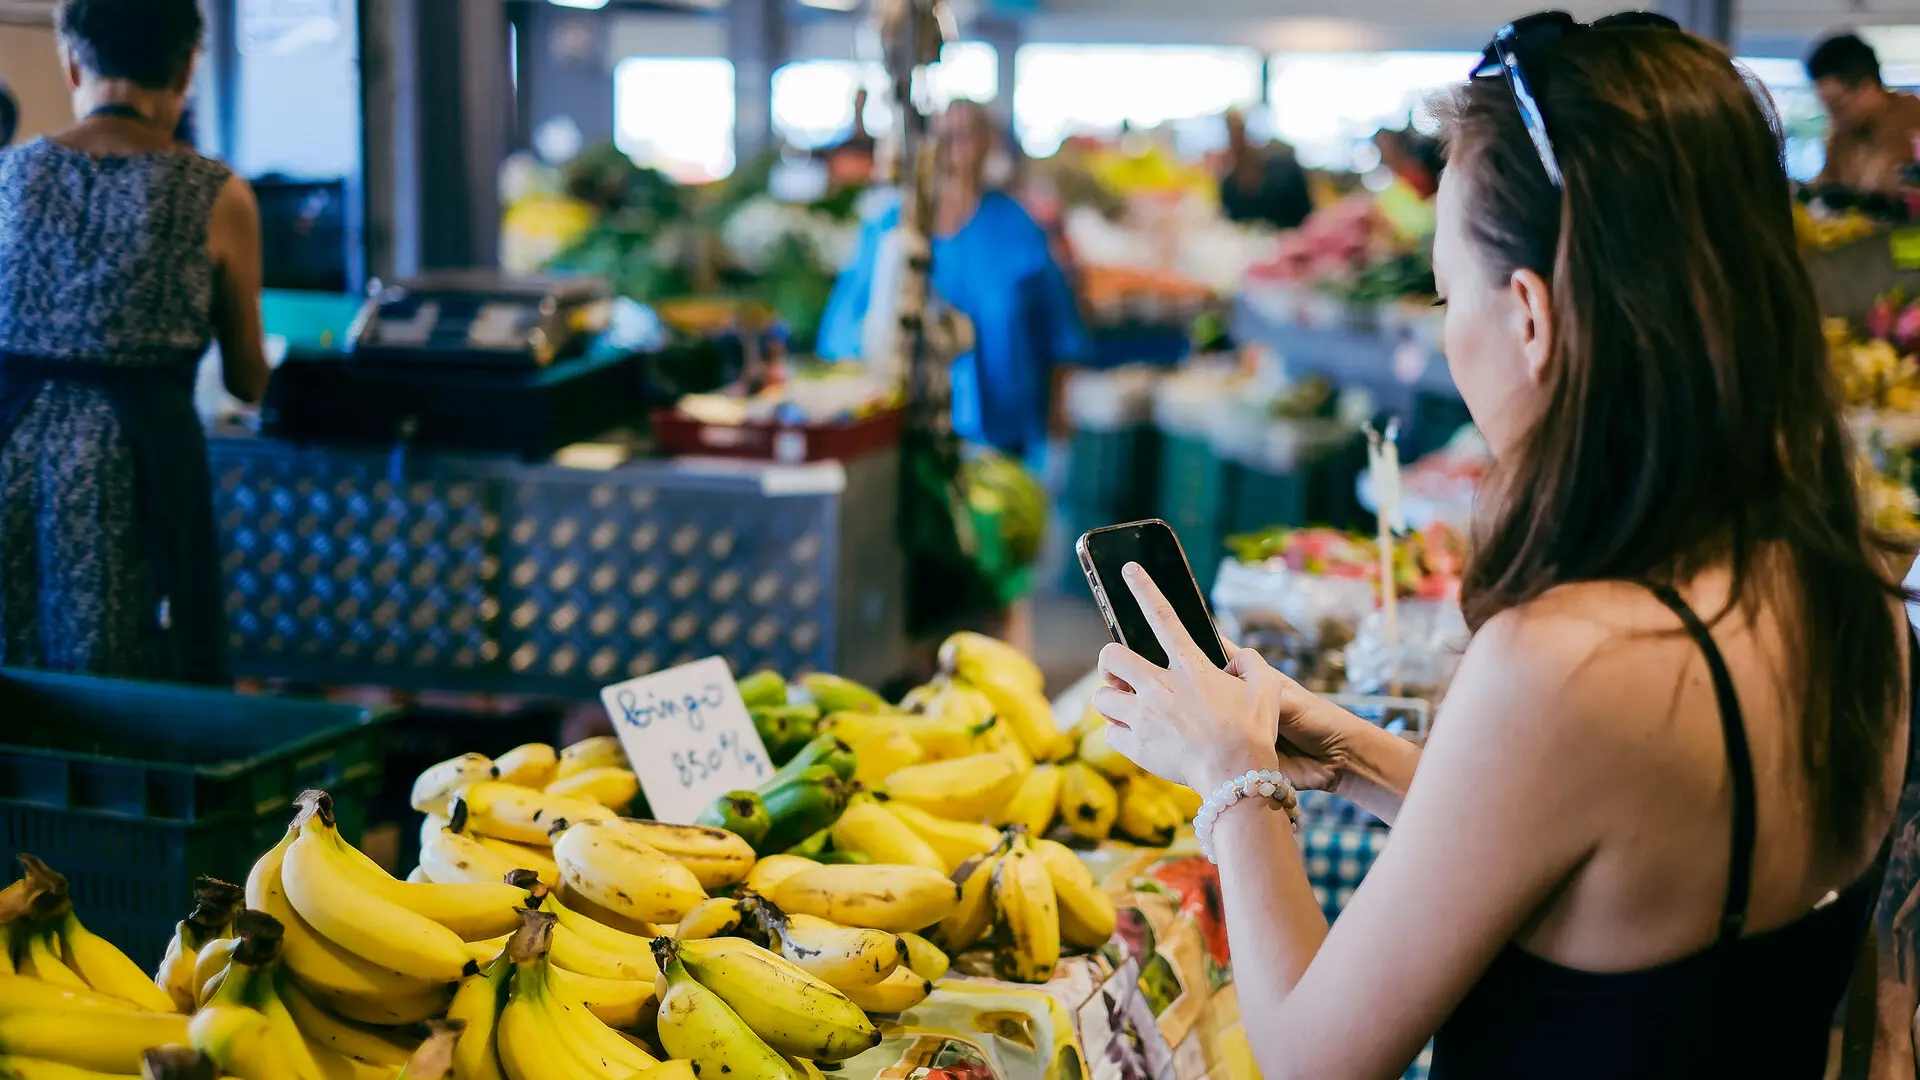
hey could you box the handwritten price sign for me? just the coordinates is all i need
[599,656,773,824]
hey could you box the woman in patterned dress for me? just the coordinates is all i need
[0,0,268,683]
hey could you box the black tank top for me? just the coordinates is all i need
[1430,583,1913,1078]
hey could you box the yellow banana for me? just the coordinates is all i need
[991,833,1060,983]
[541,769,637,811]
[961,671,1066,762]
[1076,723,1142,781]
[190,937,238,1007]
[1034,839,1118,949]
[939,631,1044,694]
[494,978,577,1080]
[0,1055,141,1080]
[673,897,742,941]
[419,804,533,888]
[280,974,415,1069]
[508,916,655,1078]
[405,868,434,885]
[444,954,510,1080]
[295,797,532,942]
[831,798,946,872]
[243,966,331,1080]
[934,843,1005,953]
[492,745,559,790]
[17,929,87,991]
[745,896,904,991]
[52,910,182,1014]
[767,863,960,934]
[0,925,14,978]
[280,821,474,984]
[311,1045,401,1080]
[545,966,652,1030]
[671,937,879,1061]
[245,828,446,1012]
[1114,778,1182,847]
[0,1011,189,1074]
[898,933,950,981]
[411,756,499,819]
[0,973,145,1016]
[469,838,559,886]
[599,820,755,891]
[1152,776,1203,820]
[551,819,706,925]
[837,966,932,1015]
[465,936,508,966]
[457,783,611,847]
[882,752,1028,823]
[187,1004,294,1080]
[538,895,659,983]
[633,1065,697,1080]
[554,737,627,781]
[153,878,244,1014]
[846,725,925,788]
[745,855,821,896]
[994,763,1062,838]
[653,942,802,1080]
[1059,763,1119,844]
[883,801,1002,873]
[974,716,1034,770]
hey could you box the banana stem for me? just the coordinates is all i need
[143,1047,216,1080]
[507,908,558,963]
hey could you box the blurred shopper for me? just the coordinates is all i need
[1808,32,1920,193]
[0,0,268,683]
[820,99,1085,463]
[1093,13,1920,1077]
[1218,109,1313,230]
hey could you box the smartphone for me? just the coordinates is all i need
[1076,519,1231,670]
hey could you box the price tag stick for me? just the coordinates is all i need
[1366,421,1405,647]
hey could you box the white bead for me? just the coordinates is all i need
[1256,780,1275,796]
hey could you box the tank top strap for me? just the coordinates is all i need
[1639,581,1757,946]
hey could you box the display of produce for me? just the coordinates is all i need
[1794,200,1882,252]
[0,623,1264,1080]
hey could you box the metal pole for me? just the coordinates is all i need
[728,0,788,167]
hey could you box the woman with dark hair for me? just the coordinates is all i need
[0,0,267,682]
[1092,13,1920,1078]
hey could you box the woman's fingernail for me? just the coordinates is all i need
[1123,563,1142,580]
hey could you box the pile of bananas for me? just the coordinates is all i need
[1828,317,1920,411]
[1795,202,1882,252]
[0,856,196,1076]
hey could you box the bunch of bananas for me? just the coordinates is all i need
[936,826,1118,985]
[0,855,195,1076]
[1054,709,1203,847]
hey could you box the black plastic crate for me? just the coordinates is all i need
[0,669,394,966]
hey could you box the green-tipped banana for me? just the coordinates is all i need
[736,671,789,709]
[695,791,772,849]
[799,673,887,715]
[651,941,804,1080]
[769,735,858,786]
[672,937,880,1061]
[756,767,848,856]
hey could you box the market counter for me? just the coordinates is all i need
[208,433,906,698]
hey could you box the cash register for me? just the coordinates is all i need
[261,273,665,459]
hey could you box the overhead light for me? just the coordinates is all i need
[800,0,863,9]
[548,0,610,9]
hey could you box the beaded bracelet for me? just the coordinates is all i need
[1194,769,1301,864]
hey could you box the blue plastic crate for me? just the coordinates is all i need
[0,669,394,965]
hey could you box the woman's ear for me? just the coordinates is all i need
[1509,267,1555,385]
[59,44,81,92]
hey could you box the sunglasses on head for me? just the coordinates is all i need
[1471,10,1683,188]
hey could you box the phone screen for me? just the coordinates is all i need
[1080,520,1230,670]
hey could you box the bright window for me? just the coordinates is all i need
[1266,51,1475,170]
[1739,56,1827,184]
[615,57,736,182]
[1012,45,1263,158]
[772,43,999,151]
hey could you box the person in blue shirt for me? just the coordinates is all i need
[818,100,1087,462]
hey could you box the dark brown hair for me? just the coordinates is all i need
[56,0,203,91]
[1441,28,1905,857]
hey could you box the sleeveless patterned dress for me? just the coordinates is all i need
[0,139,232,683]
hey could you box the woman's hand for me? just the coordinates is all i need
[1089,563,1285,793]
